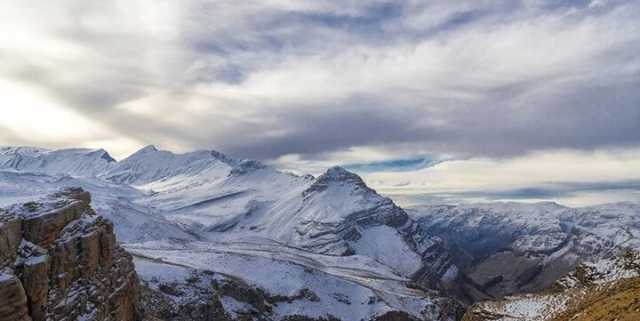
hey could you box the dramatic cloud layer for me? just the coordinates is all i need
[364,148,640,206]
[1,0,638,204]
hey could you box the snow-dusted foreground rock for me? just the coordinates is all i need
[462,250,640,321]
[0,188,139,321]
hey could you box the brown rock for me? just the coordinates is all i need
[0,218,22,269]
[0,188,141,321]
[0,273,31,321]
[371,311,420,321]
[17,255,49,321]
[22,200,86,247]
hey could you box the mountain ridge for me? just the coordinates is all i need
[0,145,467,321]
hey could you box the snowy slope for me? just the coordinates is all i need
[409,201,640,297]
[0,170,195,243]
[102,145,236,185]
[0,146,116,177]
[127,240,452,321]
[127,154,431,278]
[409,202,640,259]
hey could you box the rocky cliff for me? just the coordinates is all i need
[0,188,140,321]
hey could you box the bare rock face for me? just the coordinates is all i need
[0,273,30,321]
[0,188,140,321]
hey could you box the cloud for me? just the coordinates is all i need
[363,148,640,206]
[456,180,640,200]
[343,155,449,173]
[0,0,638,166]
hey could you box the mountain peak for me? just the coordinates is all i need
[303,166,370,196]
[119,145,169,163]
[209,150,236,166]
[229,159,267,176]
[326,166,351,173]
[105,146,239,184]
[320,166,363,182]
[91,148,116,163]
[137,145,159,153]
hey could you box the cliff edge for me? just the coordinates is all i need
[0,188,140,321]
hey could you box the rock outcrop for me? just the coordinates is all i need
[0,188,140,321]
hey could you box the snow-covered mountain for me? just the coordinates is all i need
[0,146,116,177]
[408,201,640,298]
[101,145,236,185]
[0,145,464,321]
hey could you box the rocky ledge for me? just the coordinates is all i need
[0,188,140,321]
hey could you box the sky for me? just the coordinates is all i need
[1,0,639,206]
